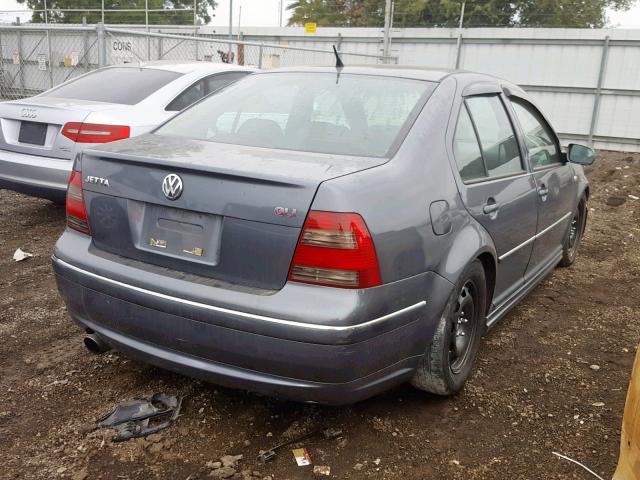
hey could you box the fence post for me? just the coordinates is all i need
[454,32,464,69]
[82,17,89,71]
[258,43,263,68]
[238,32,244,65]
[17,28,24,96]
[46,29,54,88]
[194,27,199,61]
[588,35,610,147]
[0,29,4,99]
[96,23,107,67]
[158,36,163,60]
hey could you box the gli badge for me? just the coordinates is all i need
[274,207,297,218]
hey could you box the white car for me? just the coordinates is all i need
[0,61,255,203]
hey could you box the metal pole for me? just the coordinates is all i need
[83,17,89,71]
[193,0,197,25]
[454,1,465,69]
[279,0,283,27]
[382,0,392,63]
[145,0,150,60]
[588,35,610,147]
[0,29,4,99]
[228,0,233,57]
[44,0,48,23]
[101,0,104,24]
[46,29,53,88]
[238,5,241,41]
[97,23,107,67]
[17,29,24,96]
[258,43,263,68]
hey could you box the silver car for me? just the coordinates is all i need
[0,61,254,203]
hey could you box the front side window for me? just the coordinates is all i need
[466,95,524,178]
[156,73,435,157]
[510,99,560,169]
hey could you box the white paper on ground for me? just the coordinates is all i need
[13,248,33,262]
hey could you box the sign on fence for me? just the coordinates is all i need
[37,54,47,71]
[111,39,133,60]
[305,22,317,34]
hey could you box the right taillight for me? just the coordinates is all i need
[62,122,130,143]
[288,211,382,289]
[66,167,90,235]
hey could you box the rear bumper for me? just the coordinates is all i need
[53,230,454,404]
[0,148,71,202]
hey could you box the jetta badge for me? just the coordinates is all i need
[162,173,183,201]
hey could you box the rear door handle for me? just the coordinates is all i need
[483,200,499,215]
[538,186,549,197]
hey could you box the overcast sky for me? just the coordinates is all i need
[1,0,640,28]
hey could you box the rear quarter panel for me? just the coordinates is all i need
[311,76,497,286]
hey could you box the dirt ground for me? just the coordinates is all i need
[1,150,639,480]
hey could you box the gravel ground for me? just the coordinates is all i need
[1,150,639,480]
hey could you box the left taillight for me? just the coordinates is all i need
[66,160,90,235]
[288,211,382,289]
[62,122,130,143]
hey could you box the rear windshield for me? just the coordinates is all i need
[42,67,181,105]
[155,72,435,157]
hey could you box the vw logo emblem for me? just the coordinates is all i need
[162,173,183,201]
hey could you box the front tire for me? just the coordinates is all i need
[411,260,487,396]
[558,196,587,267]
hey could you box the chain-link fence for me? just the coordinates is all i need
[104,28,395,69]
[0,24,396,100]
[0,25,98,99]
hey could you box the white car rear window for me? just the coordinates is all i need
[42,67,181,105]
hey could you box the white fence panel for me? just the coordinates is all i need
[1,24,639,152]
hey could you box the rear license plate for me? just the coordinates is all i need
[18,121,47,145]
[130,202,222,266]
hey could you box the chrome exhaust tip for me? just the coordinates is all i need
[83,333,110,354]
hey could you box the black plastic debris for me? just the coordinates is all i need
[98,393,182,442]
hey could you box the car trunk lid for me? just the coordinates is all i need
[0,97,120,160]
[80,134,386,290]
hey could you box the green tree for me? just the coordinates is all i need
[18,0,217,25]
[288,0,636,28]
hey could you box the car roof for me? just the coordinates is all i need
[258,65,524,91]
[110,61,255,74]
[260,65,455,82]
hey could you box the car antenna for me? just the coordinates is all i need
[332,45,344,69]
[333,45,344,83]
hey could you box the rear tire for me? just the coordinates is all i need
[558,196,587,267]
[411,260,487,396]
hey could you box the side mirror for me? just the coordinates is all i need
[567,143,596,166]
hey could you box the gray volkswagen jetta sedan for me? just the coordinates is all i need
[53,66,595,404]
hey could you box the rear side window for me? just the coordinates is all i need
[166,81,205,112]
[465,96,524,178]
[204,72,248,94]
[166,72,249,112]
[453,106,485,182]
[510,99,560,169]
[42,67,181,105]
